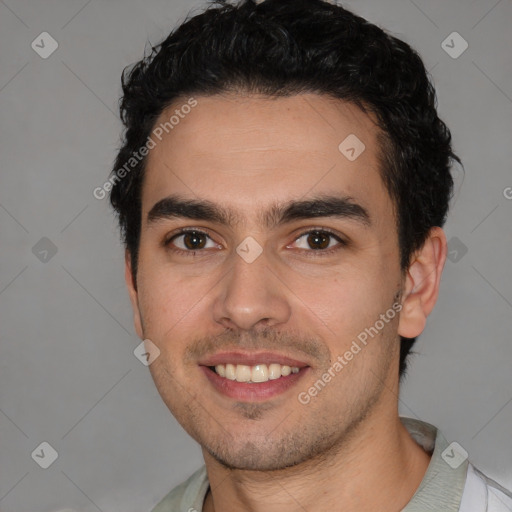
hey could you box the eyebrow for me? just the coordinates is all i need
[146,193,371,230]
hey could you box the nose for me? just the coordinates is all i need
[212,245,291,332]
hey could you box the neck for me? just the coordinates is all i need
[202,410,431,512]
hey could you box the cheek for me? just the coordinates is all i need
[136,262,205,342]
[294,265,396,348]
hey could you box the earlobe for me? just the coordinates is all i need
[124,250,144,339]
[397,227,447,339]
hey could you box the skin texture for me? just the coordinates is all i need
[125,93,448,511]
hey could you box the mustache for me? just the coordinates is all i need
[181,292,403,365]
[184,328,330,365]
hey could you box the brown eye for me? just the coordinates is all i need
[181,231,207,250]
[287,228,348,258]
[292,229,344,252]
[306,231,331,250]
[166,229,217,252]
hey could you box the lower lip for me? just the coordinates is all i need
[200,366,309,402]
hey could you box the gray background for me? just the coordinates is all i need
[0,0,511,510]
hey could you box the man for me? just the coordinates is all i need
[108,0,512,510]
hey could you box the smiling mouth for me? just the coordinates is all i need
[210,363,300,383]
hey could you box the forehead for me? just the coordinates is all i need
[141,93,393,226]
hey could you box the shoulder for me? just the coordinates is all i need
[460,463,512,512]
[150,466,209,512]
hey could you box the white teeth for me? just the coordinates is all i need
[225,363,236,380]
[268,363,281,380]
[251,364,268,383]
[213,363,300,382]
[235,364,251,382]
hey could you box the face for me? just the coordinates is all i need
[127,93,407,471]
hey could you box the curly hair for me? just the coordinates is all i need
[109,0,459,379]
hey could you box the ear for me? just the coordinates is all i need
[398,227,447,339]
[125,249,144,339]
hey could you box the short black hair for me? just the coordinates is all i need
[109,0,459,379]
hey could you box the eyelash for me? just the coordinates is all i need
[163,227,347,258]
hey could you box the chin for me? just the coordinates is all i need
[201,426,340,472]
[205,443,306,471]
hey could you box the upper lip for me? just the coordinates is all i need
[198,351,310,368]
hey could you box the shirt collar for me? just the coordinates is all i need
[400,416,468,511]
